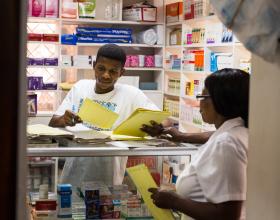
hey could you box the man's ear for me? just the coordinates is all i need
[120,68,125,77]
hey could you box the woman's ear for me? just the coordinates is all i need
[93,61,96,68]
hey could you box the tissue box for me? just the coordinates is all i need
[166,2,183,23]
[144,55,155,67]
[45,0,59,18]
[123,6,157,22]
[129,55,139,67]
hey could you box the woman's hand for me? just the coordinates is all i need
[148,188,180,209]
[141,121,164,137]
[161,127,184,142]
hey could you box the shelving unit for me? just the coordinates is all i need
[26,0,251,130]
[164,0,251,132]
[26,0,166,120]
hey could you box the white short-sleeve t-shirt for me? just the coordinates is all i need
[176,117,248,220]
[56,80,159,193]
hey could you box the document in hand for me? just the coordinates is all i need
[126,164,174,220]
[113,108,170,137]
[77,98,119,129]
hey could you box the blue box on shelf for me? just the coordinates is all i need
[139,82,158,90]
[61,34,77,45]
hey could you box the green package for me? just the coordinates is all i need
[78,0,96,18]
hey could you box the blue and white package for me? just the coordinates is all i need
[57,184,72,218]
[76,27,132,36]
[61,34,77,45]
[210,52,218,72]
[77,36,132,44]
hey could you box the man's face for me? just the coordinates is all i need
[94,56,124,93]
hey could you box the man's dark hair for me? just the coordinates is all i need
[96,44,126,67]
[205,68,250,127]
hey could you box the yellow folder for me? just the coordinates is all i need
[113,108,170,137]
[126,164,174,220]
[78,98,119,129]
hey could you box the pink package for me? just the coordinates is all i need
[46,0,59,18]
[62,0,78,19]
[144,55,155,67]
[129,55,139,67]
[30,0,46,17]
[124,55,131,67]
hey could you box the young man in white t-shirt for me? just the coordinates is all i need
[49,44,159,197]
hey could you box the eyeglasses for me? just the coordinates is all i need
[196,94,211,101]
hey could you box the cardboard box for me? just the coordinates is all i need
[170,29,182,45]
[166,2,183,23]
[122,7,157,22]
[184,0,194,20]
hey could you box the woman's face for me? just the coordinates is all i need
[199,88,218,124]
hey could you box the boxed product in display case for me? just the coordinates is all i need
[166,2,183,23]
[122,2,157,22]
[78,0,96,19]
[28,0,46,17]
[62,0,78,18]
[45,0,59,17]
[170,29,182,45]
[27,93,37,116]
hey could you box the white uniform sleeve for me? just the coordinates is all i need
[195,138,247,203]
[132,90,159,111]
[55,86,75,116]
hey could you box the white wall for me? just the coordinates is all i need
[246,55,280,219]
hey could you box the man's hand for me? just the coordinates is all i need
[49,110,83,128]
[62,110,82,126]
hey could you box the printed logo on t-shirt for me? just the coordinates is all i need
[78,98,117,131]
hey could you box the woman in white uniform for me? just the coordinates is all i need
[145,68,250,220]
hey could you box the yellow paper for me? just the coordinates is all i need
[101,131,146,141]
[78,98,119,129]
[113,108,170,137]
[126,164,174,220]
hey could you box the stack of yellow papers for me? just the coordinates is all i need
[113,108,170,137]
[78,98,119,129]
[126,164,174,220]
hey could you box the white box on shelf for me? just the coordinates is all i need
[122,7,157,22]
[117,76,139,88]
[61,55,72,67]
